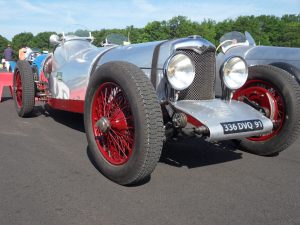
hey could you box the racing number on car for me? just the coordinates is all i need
[221,120,264,134]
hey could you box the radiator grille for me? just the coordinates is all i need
[178,50,216,100]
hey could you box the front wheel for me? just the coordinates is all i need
[84,62,164,185]
[233,65,300,155]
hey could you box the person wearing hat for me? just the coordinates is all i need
[3,44,14,71]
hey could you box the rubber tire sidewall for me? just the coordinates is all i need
[236,65,300,155]
[13,60,35,117]
[84,62,164,185]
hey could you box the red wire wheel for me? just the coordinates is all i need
[230,65,300,156]
[91,82,134,165]
[14,70,23,108]
[84,62,164,185]
[233,79,285,141]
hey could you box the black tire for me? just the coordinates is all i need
[271,62,300,84]
[234,65,300,155]
[84,61,164,185]
[13,60,35,117]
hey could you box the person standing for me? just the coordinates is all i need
[3,44,14,71]
[19,46,26,60]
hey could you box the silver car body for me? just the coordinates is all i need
[45,33,274,141]
[50,36,214,101]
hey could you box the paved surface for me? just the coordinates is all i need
[0,96,300,225]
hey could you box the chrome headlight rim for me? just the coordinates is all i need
[164,51,196,91]
[221,56,248,90]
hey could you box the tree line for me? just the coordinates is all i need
[1,14,299,57]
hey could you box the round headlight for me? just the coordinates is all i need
[165,53,195,90]
[222,57,248,90]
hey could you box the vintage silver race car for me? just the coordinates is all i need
[13,27,300,185]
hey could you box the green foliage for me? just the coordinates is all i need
[0,35,10,53]
[279,21,300,47]
[168,16,198,39]
[12,32,34,51]
[140,20,169,42]
[278,14,300,47]
[1,14,299,51]
[9,32,34,60]
[126,26,144,44]
[29,32,56,51]
[198,19,217,44]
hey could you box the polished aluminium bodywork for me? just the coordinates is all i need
[50,36,215,101]
[172,99,273,141]
[216,31,300,96]
[42,33,274,141]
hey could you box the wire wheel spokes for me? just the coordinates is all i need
[92,82,134,165]
[233,79,285,141]
[15,70,23,108]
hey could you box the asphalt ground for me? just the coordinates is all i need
[0,90,300,225]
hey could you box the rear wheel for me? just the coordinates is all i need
[233,65,300,155]
[13,61,35,117]
[84,62,164,185]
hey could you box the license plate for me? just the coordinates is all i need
[220,120,264,134]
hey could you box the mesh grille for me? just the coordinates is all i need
[178,50,216,100]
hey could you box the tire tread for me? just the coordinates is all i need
[13,60,35,117]
[84,61,164,185]
[119,63,164,184]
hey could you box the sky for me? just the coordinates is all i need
[0,0,299,40]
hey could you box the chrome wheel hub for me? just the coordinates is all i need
[96,117,111,133]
